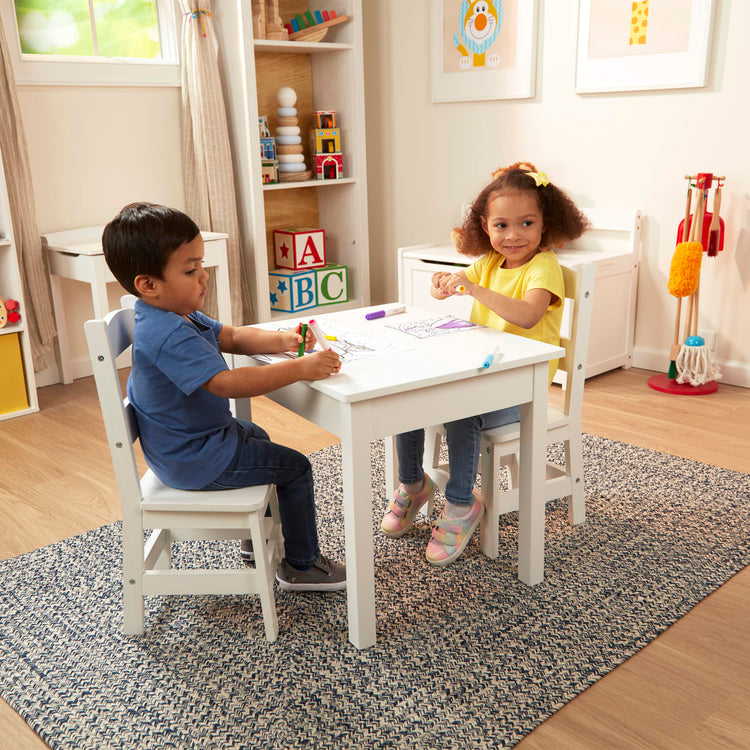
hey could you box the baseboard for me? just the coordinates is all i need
[633,346,750,389]
[35,352,131,387]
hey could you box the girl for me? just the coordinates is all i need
[381,162,590,566]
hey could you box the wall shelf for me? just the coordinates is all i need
[0,146,39,420]
[214,0,369,322]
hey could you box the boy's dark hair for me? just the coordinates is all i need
[102,203,200,296]
[453,163,591,258]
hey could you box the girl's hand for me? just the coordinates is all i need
[434,273,472,296]
[298,349,341,380]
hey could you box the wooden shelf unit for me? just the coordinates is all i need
[214,0,369,323]
[0,147,39,421]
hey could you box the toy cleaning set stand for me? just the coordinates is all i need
[648,172,725,396]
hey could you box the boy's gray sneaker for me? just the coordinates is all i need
[239,539,254,563]
[276,556,346,592]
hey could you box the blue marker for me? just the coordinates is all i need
[481,346,503,369]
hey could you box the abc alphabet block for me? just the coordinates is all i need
[315,263,348,306]
[274,227,326,270]
[269,268,318,313]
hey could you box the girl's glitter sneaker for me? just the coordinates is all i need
[425,498,485,566]
[381,473,436,538]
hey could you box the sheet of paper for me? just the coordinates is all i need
[251,320,412,365]
[386,315,478,339]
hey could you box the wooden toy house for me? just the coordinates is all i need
[315,153,343,180]
[314,110,337,129]
[261,159,279,184]
[310,127,341,154]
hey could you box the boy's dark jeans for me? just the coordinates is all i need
[199,419,320,568]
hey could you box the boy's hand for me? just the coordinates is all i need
[298,349,341,380]
[281,327,314,353]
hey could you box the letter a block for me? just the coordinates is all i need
[273,228,326,270]
[269,268,317,313]
[315,263,348,306]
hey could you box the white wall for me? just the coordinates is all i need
[17,86,184,384]
[362,0,750,387]
[16,0,749,388]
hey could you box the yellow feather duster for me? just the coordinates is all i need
[667,242,702,297]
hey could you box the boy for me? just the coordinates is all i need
[102,202,345,591]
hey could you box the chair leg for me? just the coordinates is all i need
[122,520,145,635]
[479,445,499,558]
[249,509,279,643]
[565,437,586,525]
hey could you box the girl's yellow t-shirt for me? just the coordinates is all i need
[464,250,565,381]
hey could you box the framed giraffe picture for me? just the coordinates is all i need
[575,0,716,93]
[431,0,539,102]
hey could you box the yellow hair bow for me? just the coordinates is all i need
[527,171,549,187]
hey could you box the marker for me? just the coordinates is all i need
[365,304,406,321]
[307,319,329,350]
[481,346,503,369]
[325,335,337,341]
[297,322,308,357]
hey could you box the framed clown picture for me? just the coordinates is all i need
[431,0,539,102]
[576,0,716,93]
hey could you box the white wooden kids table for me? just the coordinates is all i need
[44,227,231,384]
[244,305,564,649]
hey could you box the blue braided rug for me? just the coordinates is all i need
[1,435,748,749]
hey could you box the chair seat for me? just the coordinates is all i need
[481,405,569,444]
[140,470,271,513]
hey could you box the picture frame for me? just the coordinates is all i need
[575,0,716,94]
[431,0,538,103]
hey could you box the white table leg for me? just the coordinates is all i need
[90,257,111,319]
[48,273,73,384]
[341,405,377,649]
[517,362,549,585]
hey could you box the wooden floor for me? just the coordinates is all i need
[1,367,748,749]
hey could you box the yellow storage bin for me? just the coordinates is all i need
[0,332,29,414]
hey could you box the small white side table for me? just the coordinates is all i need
[45,227,231,384]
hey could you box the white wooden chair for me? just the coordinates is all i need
[85,305,283,641]
[424,263,596,558]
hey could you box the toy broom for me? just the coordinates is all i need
[666,184,702,379]
[675,180,720,386]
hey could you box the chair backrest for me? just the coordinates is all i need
[84,308,143,506]
[558,263,595,420]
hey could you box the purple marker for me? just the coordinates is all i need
[365,305,406,320]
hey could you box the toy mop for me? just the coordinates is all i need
[649,173,725,395]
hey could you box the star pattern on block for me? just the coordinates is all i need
[278,280,288,292]
[279,242,290,258]
[270,292,278,304]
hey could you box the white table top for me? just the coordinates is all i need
[44,226,228,256]
[253,305,563,404]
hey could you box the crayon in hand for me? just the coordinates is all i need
[297,322,308,357]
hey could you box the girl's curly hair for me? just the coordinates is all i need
[451,162,591,258]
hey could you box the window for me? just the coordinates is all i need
[1,0,180,86]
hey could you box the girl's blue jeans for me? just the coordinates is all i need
[396,405,521,507]
[199,419,319,568]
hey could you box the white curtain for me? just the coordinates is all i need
[0,14,56,370]
[179,0,253,324]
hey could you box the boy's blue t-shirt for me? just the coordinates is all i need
[127,299,238,489]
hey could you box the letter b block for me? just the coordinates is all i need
[269,268,317,313]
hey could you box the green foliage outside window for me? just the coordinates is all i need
[14,0,160,59]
